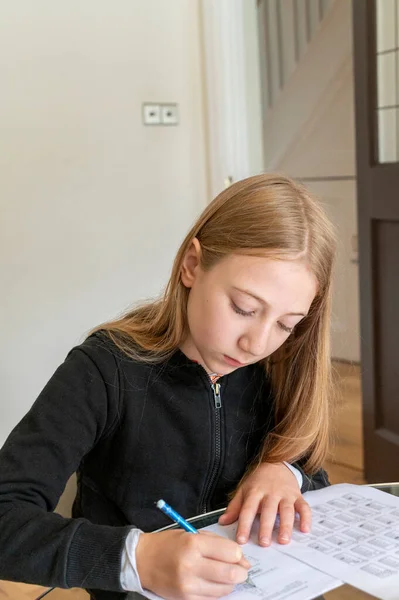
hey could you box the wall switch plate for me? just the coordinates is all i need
[143,103,161,125]
[161,103,179,125]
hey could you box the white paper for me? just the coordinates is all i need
[274,484,399,600]
[205,521,342,600]
[135,519,341,600]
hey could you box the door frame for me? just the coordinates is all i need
[352,0,399,482]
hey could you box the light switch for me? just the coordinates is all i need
[143,104,161,125]
[161,104,179,125]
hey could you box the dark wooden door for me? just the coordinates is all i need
[353,0,399,482]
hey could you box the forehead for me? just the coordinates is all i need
[207,254,317,312]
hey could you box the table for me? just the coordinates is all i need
[38,482,399,599]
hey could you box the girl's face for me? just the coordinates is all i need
[180,240,317,375]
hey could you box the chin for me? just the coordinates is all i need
[201,357,230,375]
[213,365,235,375]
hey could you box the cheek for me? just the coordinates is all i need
[200,305,229,344]
[188,292,237,346]
[186,292,218,342]
[266,334,290,357]
[207,305,243,348]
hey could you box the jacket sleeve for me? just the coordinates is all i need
[291,460,330,492]
[0,341,131,592]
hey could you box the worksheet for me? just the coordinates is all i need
[136,523,342,600]
[135,521,342,600]
[275,484,399,600]
[205,525,341,600]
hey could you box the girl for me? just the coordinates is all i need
[0,174,335,600]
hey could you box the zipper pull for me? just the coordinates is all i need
[212,382,222,408]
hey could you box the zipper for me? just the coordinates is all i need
[213,382,222,408]
[202,382,222,512]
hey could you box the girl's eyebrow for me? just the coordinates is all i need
[232,287,307,317]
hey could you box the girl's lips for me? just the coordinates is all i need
[223,355,244,367]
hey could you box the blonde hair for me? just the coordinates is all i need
[94,174,336,473]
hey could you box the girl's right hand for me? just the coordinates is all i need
[136,529,250,600]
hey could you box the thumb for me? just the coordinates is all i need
[219,488,243,525]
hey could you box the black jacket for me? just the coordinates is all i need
[0,333,329,599]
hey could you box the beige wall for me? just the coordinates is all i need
[243,0,264,176]
[0,0,208,445]
[259,0,360,362]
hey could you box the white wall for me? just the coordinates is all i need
[0,0,208,445]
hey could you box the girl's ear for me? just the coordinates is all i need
[181,238,202,288]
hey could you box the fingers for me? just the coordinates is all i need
[218,462,312,551]
[199,533,250,569]
[253,494,312,546]
[180,538,249,599]
[219,495,311,547]
[199,533,245,565]
[276,501,295,544]
[295,497,312,533]
[197,557,248,587]
[259,497,311,545]
[258,497,280,546]
[137,530,249,600]
[218,489,243,526]
[235,494,261,545]
[238,556,251,569]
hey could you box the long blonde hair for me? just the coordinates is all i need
[94,174,336,473]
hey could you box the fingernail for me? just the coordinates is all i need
[280,534,289,542]
[237,535,246,544]
[260,537,269,546]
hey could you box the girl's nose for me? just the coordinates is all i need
[239,323,271,358]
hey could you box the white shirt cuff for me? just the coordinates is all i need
[283,462,303,489]
[120,527,145,593]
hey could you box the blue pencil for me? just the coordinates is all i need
[156,499,198,533]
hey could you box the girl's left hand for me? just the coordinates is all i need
[218,462,311,547]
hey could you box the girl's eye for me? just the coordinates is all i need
[278,322,294,334]
[231,302,255,317]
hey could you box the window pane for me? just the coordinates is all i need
[378,108,397,162]
[377,51,396,107]
[376,0,396,53]
[376,0,398,163]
